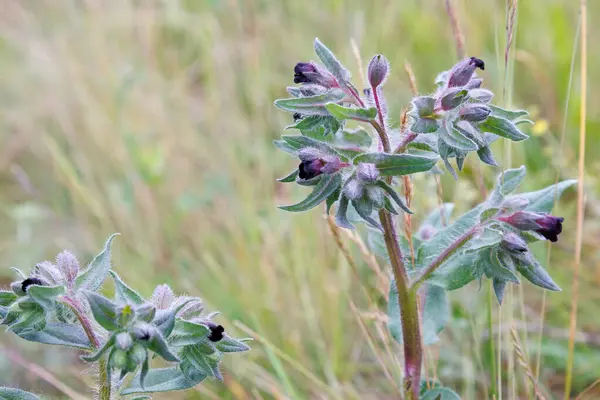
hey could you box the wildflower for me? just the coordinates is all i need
[293,62,337,88]
[459,104,491,122]
[447,57,485,87]
[206,322,225,342]
[298,148,344,180]
[21,277,43,293]
[499,211,564,242]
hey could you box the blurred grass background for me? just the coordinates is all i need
[1,0,599,398]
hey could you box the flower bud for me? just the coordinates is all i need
[297,148,343,180]
[55,250,79,289]
[469,88,494,103]
[33,261,62,285]
[116,332,134,351]
[367,54,389,88]
[293,62,337,88]
[419,224,437,240]
[459,104,491,122]
[132,323,153,341]
[20,277,43,293]
[356,163,379,182]
[441,88,469,110]
[343,177,364,200]
[11,281,26,296]
[152,284,175,310]
[499,211,564,242]
[465,78,483,89]
[135,303,156,323]
[111,349,129,370]
[500,232,528,254]
[129,343,147,365]
[205,322,225,343]
[117,304,135,327]
[447,57,485,87]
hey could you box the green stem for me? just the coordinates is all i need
[62,296,111,400]
[411,226,478,290]
[379,210,421,400]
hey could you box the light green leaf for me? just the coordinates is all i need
[287,115,341,139]
[0,387,41,400]
[121,367,207,395]
[277,169,299,183]
[335,195,353,229]
[314,38,351,87]
[26,285,64,311]
[438,121,478,151]
[353,151,438,176]
[83,291,119,331]
[492,166,527,200]
[146,329,180,362]
[0,291,17,307]
[279,173,342,212]
[421,387,461,400]
[325,103,377,121]
[489,104,529,121]
[336,128,372,148]
[480,115,529,141]
[180,346,222,381]
[76,233,119,292]
[110,271,144,305]
[81,334,115,362]
[215,336,252,353]
[20,322,91,349]
[170,319,210,347]
[375,180,412,214]
[274,89,346,114]
[516,258,561,291]
[512,179,577,213]
[281,135,338,156]
[466,228,503,252]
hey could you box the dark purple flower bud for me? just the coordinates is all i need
[367,54,389,88]
[460,104,491,122]
[293,113,303,122]
[297,149,343,180]
[21,277,43,293]
[500,232,528,254]
[132,324,153,341]
[206,322,225,342]
[447,57,485,88]
[499,211,564,242]
[293,62,337,88]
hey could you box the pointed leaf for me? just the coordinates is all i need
[121,367,207,395]
[375,180,412,214]
[438,120,478,151]
[516,258,561,291]
[480,115,529,141]
[353,152,438,176]
[325,103,377,122]
[82,335,116,362]
[279,173,341,212]
[477,145,498,166]
[0,291,17,307]
[83,291,119,331]
[512,179,577,213]
[274,89,346,113]
[110,271,144,305]
[0,388,41,400]
[26,285,64,311]
[335,195,353,229]
[20,322,91,349]
[314,38,351,87]
[287,115,341,138]
[215,336,252,353]
[489,104,529,121]
[146,329,180,362]
[170,320,210,347]
[76,233,119,292]
[352,198,382,230]
[281,135,338,156]
[421,387,461,400]
[277,169,299,183]
[493,278,507,305]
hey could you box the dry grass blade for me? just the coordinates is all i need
[565,0,587,398]
[575,377,600,400]
[511,323,546,400]
[444,0,466,59]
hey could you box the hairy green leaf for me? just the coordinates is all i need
[110,271,144,305]
[480,115,528,141]
[0,387,41,400]
[20,322,91,349]
[83,291,119,331]
[76,233,119,292]
[170,320,210,347]
[279,173,341,212]
[353,152,438,176]
[121,367,207,395]
[325,103,377,121]
[314,38,351,88]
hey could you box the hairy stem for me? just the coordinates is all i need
[62,296,111,400]
[379,210,421,400]
[394,132,418,154]
[412,226,478,289]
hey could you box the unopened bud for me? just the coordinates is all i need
[499,211,564,242]
[343,178,364,200]
[132,323,153,341]
[297,148,343,180]
[469,88,494,103]
[293,62,337,88]
[117,304,135,327]
[129,343,147,365]
[136,303,156,323]
[465,78,483,89]
[441,88,469,110]
[367,54,389,88]
[116,332,134,351]
[152,284,175,310]
[500,232,528,254]
[460,104,491,122]
[55,250,79,289]
[356,163,379,182]
[447,57,485,87]
[111,349,129,370]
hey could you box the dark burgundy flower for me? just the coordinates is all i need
[293,62,337,88]
[447,57,485,87]
[21,277,43,293]
[297,148,343,180]
[206,322,225,342]
[499,211,564,242]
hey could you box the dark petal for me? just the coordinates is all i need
[21,277,44,293]
[208,324,225,342]
[294,62,316,74]
[537,229,559,242]
[293,113,303,122]
[470,57,485,70]
[294,73,310,84]
[298,162,307,179]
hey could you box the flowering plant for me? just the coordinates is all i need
[1,234,250,398]
[274,39,574,399]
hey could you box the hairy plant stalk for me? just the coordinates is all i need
[379,209,422,400]
[412,226,478,289]
[62,296,111,400]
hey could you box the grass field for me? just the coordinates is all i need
[1,0,599,398]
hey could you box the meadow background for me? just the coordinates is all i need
[1,0,599,398]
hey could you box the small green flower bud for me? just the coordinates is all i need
[367,54,389,88]
[129,343,147,365]
[117,304,135,327]
[111,349,129,370]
